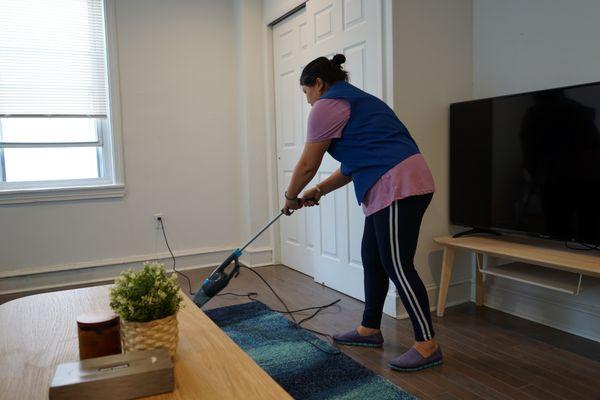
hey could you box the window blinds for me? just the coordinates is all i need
[0,0,108,116]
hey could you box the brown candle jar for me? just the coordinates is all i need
[77,311,122,360]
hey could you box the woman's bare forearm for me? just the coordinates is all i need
[317,168,351,195]
[285,141,330,198]
[286,160,318,198]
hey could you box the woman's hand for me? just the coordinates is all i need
[283,197,303,215]
[301,186,323,207]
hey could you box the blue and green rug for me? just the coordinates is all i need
[204,301,417,400]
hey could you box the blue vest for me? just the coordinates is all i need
[321,81,420,204]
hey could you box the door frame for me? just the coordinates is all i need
[262,0,397,314]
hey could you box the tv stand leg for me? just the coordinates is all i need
[436,247,455,317]
[475,253,484,306]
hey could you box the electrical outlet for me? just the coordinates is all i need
[154,213,163,229]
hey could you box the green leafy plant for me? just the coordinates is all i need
[110,262,184,322]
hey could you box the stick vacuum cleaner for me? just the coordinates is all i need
[193,209,294,307]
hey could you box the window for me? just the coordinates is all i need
[0,0,123,203]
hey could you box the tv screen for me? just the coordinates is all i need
[450,82,600,244]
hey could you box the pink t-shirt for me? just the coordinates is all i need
[307,98,435,216]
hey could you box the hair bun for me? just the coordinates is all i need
[331,54,346,67]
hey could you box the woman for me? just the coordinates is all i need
[283,54,441,372]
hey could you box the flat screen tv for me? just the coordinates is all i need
[450,81,600,244]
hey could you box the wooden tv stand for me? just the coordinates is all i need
[434,235,600,317]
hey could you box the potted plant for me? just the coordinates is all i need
[110,262,184,357]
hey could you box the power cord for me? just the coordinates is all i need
[158,216,342,355]
[158,216,195,295]
[216,291,342,321]
[217,291,259,300]
[215,292,341,326]
[218,291,342,353]
[236,265,341,355]
[271,300,341,315]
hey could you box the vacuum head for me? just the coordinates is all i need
[193,287,211,307]
[193,250,241,307]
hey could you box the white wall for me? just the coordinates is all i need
[473,0,600,341]
[236,0,272,252]
[393,0,474,311]
[263,0,305,24]
[474,0,600,98]
[0,0,275,293]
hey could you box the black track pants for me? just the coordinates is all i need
[361,193,435,342]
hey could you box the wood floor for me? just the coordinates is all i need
[2,264,599,399]
[185,265,600,400]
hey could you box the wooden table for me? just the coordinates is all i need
[434,235,600,317]
[0,285,292,399]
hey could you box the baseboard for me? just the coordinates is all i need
[0,245,236,279]
[0,246,273,295]
[240,246,274,268]
[476,279,600,342]
[393,278,472,320]
[383,291,397,317]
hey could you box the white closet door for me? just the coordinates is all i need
[274,0,389,307]
[273,9,314,277]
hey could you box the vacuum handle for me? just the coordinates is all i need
[302,197,320,205]
[216,251,240,271]
[282,197,320,215]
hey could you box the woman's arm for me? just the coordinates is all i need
[316,168,352,194]
[283,140,330,213]
[301,168,351,206]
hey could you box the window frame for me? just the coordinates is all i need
[0,0,125,205]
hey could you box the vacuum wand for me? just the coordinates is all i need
[239,210,285,253]
[193,210,287,307]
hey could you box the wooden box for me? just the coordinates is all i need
[49,349,174,400]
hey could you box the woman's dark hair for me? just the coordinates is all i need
[300,54,348,86]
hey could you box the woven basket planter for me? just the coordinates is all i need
[120,314,178,357]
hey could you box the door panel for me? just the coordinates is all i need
[305,0,381,301]
[274,9,313,276]
[274,1,388,306]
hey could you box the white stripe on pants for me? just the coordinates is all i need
[389,201,433,340]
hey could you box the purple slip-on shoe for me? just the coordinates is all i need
[389,346,443,372]
[332,329,384,348]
